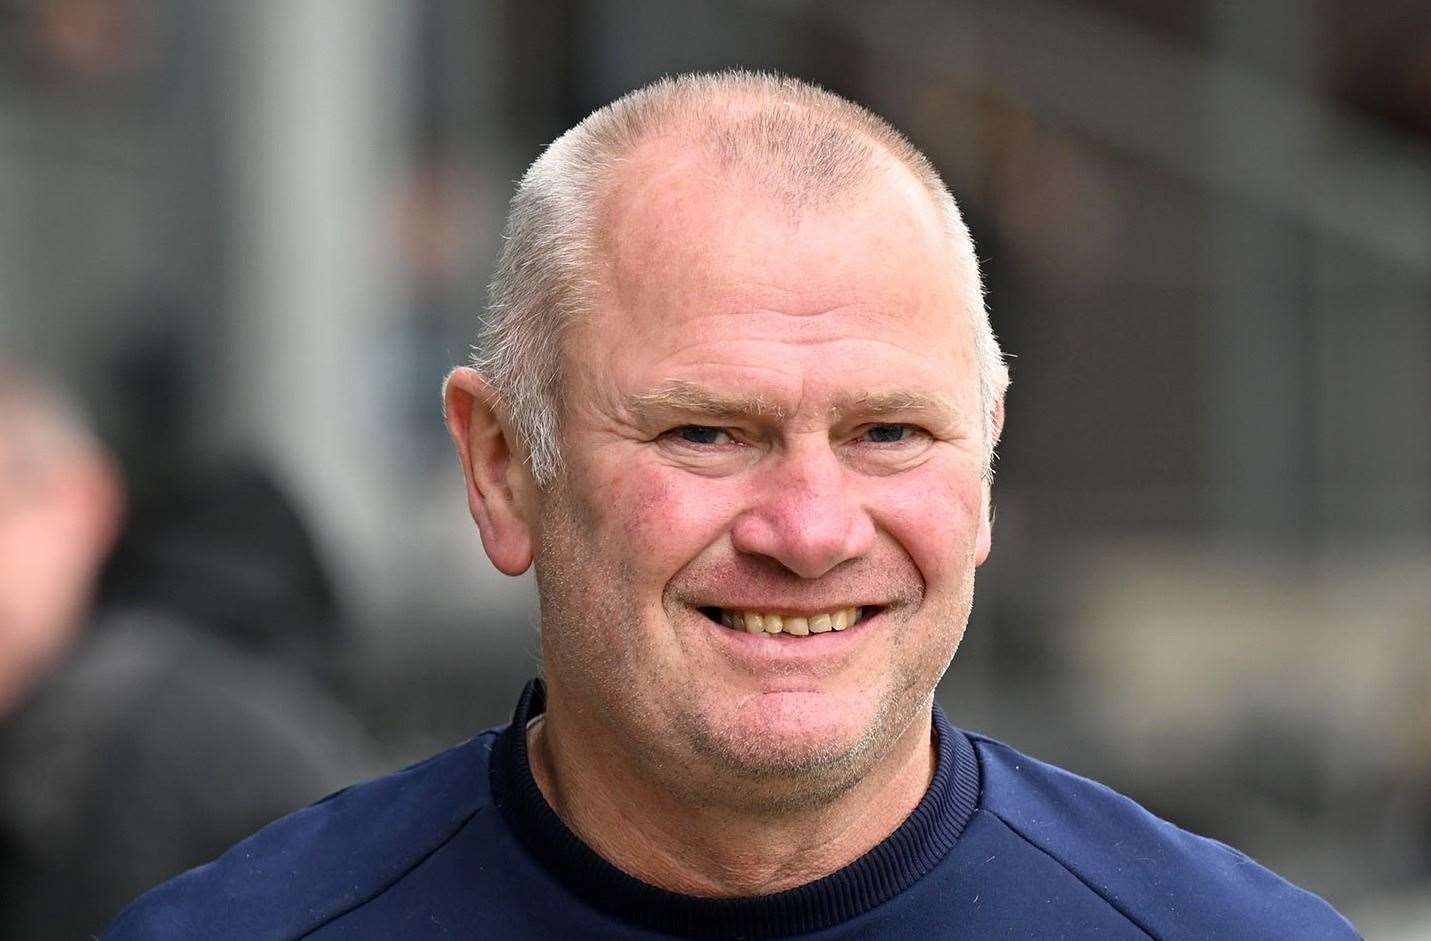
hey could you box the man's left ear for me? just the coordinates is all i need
[974,398,1005,567]
[443,367,539,576]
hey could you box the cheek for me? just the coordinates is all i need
[588,464,743,578]
[871,468,985,580]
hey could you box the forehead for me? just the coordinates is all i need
[570,140,976,406]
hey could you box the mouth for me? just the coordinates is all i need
[696,605,882,636]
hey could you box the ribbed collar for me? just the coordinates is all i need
[490,678,981,939]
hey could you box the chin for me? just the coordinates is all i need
[686,689,886,783]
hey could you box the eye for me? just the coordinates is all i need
[861,424,916,444]
[670,425,733,446]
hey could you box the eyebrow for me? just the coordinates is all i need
[625,381,788,422]
[830,390,962,426]
[625,381,965,428]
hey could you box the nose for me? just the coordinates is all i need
[729,438,876,579]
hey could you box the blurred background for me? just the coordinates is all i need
[1,0,1428,936]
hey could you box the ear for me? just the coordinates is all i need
[443,367,538,576]
[973,397,1005,567]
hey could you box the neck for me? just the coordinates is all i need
[527,688,937,898]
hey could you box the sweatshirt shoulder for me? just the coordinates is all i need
[104,728,503,940]
[969,734,1360,940]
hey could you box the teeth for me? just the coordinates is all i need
[715,606,866,635]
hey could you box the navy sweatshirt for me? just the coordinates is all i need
[107,680,1359,939]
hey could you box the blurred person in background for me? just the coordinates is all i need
[108,72,1358,939]
[0,366,374,941]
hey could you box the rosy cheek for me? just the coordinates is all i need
[599,466,741,572]
[870,469,984,578]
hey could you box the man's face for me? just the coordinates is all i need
[533,148,992,799]
[0,436,116,715]
[0,447,82,641]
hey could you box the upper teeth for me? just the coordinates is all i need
[718,607,864,635]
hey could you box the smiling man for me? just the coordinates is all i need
[108,72,1357,939]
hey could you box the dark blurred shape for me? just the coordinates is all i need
[93,293,348,693]
[0,367,375,941]
[100,460,348,695]
[0,611,372,941]
[1330,2,1431,141]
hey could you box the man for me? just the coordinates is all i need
[108,72,1358,938]
[0,369,372,940]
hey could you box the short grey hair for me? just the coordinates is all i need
[469,70,1008,487]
